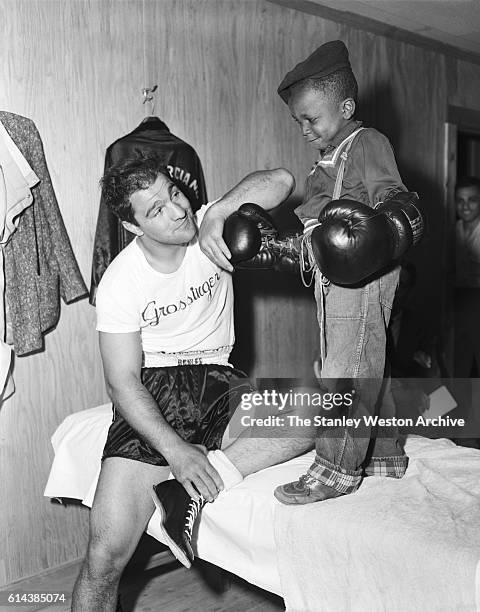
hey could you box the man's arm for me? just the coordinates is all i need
[99,330,223,501]
[199,168,295,271]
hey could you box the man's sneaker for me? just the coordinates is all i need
[274,474,344,505]
[151,480,205,568]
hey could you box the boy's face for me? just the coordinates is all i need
[455,185,480,225]
[288,86,351,152]
[124,173,196,245]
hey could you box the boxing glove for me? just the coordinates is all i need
[311,194,424,285]
[222,205,262,264]
[223,203,304,272]
[271,231,304,275]
[374,191,424,259]
[233,203,278,268]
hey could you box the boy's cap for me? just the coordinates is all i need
[277,40,351,103]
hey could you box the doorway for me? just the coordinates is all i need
[457,131,480,178]
[444,107,480,444]
[444,107,480,372]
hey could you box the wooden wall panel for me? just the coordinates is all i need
[0,0,479,586]
[450,59,480,111]
[0,0,145,585]
[0,0,320,586]
[143,0,320,378]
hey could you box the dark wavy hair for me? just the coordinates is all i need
[455,176,480,192]
[100,154,170,224]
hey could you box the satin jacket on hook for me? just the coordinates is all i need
[89,117,208,304]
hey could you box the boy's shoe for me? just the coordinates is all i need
[152,480,205,568]
[274,474,344,505]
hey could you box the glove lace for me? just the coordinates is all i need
[300,233,315,288]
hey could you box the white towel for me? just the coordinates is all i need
[274,436,480,612]
[44,404,113,506]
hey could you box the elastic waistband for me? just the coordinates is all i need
[143,346,232,368]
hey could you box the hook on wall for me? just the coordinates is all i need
[142,85,158,116]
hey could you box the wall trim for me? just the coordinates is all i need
[267,0,480,66]
[0,551,174,591]
[448,105,480,134]
[0,558,83,590]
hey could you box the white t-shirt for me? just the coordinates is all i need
[96,204,234,367]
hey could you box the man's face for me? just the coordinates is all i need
[126,173,196,245]
[288,87,348,152]
[455,185,480,225]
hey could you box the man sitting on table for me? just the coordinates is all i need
[71,155,314,612]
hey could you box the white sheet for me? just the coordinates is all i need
[44,405,480,604]
[44,403,312,595]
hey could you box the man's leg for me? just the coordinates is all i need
[72,458,169,612]
[151,382,316,568]
[220,395,315,475]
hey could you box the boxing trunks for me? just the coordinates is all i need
[102,365,252,465]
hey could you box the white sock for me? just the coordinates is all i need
[207,449,243,491]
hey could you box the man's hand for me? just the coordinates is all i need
[199,206,233,272]
[199,168,295,272]
[165,440,224,502]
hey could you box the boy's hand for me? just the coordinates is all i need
[199,207,233,272]
[165,439,224,502]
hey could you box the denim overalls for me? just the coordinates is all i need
[301,127,408,493]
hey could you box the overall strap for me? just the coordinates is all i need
[332,127,364,200]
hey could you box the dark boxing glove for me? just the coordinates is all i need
[222,206,262,264]
[232,203,278,268]
[311,193,424,285]
[374,191,424,258]
[223,203,303,273]
[271,231,304,275]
